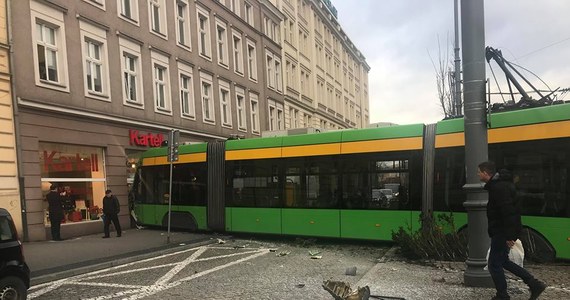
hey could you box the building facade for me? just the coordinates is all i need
[10,0,285,241]
[0,0,24,235]
[273,0,370,131]
[8,0,368,241]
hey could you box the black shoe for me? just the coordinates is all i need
[529,280,546,300]
[102,236,110,238]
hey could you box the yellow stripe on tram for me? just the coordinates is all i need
[226,147,282,160]
[282,143,341,158]
[435,121,570,148]
[435,132,464,148]
[142,152,206,166]
[341,137,423,154]
[490,121,570,143]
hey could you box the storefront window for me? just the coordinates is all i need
[39,143,106,224]
[126,150,144,186]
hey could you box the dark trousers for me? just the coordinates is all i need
[50,214,62,240]
[488,235,534,298]
[103,213,122,237]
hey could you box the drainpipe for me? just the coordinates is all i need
[6,0,28,241]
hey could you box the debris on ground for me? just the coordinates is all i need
[309,250,321,256]
[216,238,226,244]
[433,277,446,283]
[277,250,291,257]
[322,280,370,300]
[295,237,317,247]
[345,266,357,276]
[296,283,305,288]
[310,255,323,259]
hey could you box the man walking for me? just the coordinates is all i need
[46,184,64,241]
[102,189,122,238]
[478,161,546,300]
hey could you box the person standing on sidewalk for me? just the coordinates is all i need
[478,161,546,300]
[102,189,122,238]
[46,184,64,241]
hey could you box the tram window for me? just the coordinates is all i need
[342,154,411,211]
[171,163,207,205]
[227,159,281,208]
[138,164,207,206]
[491,139,570,217]
[433,147,466,212]
[284,156,339,209]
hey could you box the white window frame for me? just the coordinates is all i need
[246,40,257,82]
[232,31,244,75]
[244,1,254,26]
[197,6,212,59]
[151,51,172,114]
[31,2,70,92]
[83,0,106,10]
[80,21,110,101]
[117,0,139,24]
[266,52,273,88]
[268,101,276,131]
[175,0,191,49]
[277,106,284,130]
[275,57,282,92]
[230,0,241,16]
[250,92,259,134]
[178,62,195,119]
[215,19,229,67]
[219,80,232,128]
[236,87,247,132]
[200,72,215,124]
[267,98,285,131]
[119,38,144,108]
[148,0,167,38]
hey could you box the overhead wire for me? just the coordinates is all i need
[518,36,570,60]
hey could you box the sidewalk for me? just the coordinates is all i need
[24,230,569,299]
[24,228,217,285]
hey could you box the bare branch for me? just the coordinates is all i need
[429,34,456,118]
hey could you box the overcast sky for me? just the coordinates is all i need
[333,0,570,125]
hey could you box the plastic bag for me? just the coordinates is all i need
[484,239,525,270]
[509,239,525,267]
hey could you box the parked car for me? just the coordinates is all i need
[0,208,30,300]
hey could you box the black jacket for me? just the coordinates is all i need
[484,169,522,240]
[46,191,63,218]
[103,195,120,215]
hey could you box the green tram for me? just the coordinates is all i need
[131,103,570,260]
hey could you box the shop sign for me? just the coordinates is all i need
[129,129,164,147]
[43,151,99,172]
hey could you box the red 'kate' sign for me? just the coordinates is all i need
[43,151,99,173]
[129,129,164,147]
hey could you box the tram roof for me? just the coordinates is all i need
[225,123,424,151]
[436,102,570,135]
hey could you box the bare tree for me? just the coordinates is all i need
[429,36,456,119]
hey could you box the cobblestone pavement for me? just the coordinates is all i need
[26,237,570,300]
[358,257,570,300]
[27,238,387,300]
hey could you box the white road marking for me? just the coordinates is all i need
[28,246,269,300]
[155,247,206,285]
[123,249,269,300]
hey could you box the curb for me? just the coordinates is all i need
[30,237,216,286]
[355,246,399,288]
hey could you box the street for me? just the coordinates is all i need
[28,238,388,300]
